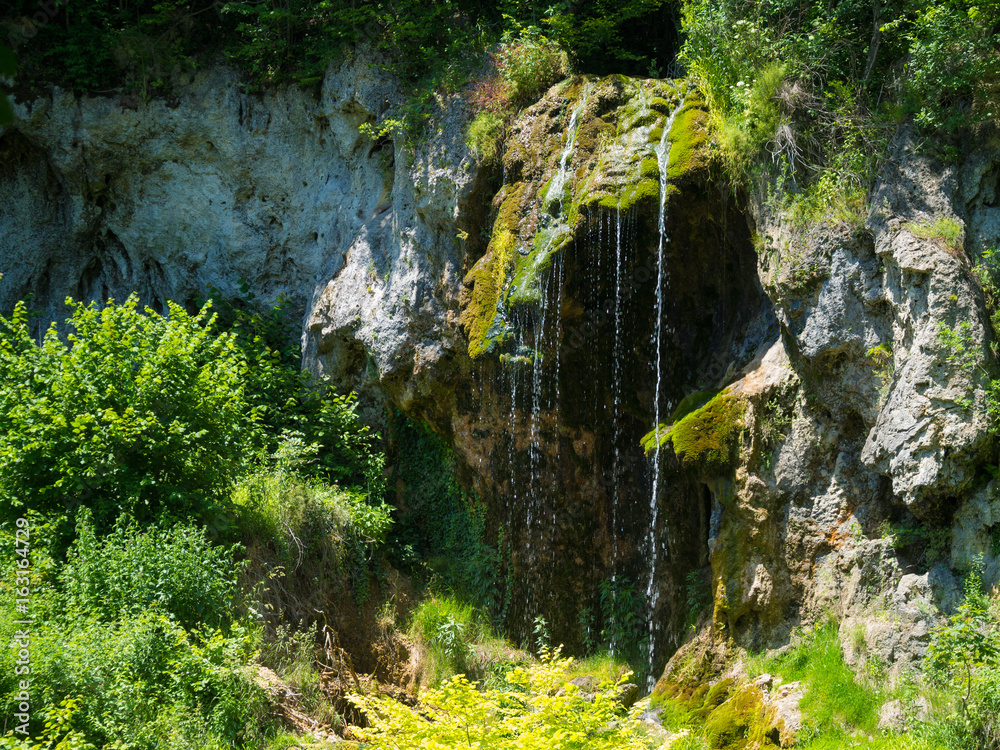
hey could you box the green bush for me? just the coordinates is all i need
[207,289,385,492]
[494,25,568,106]
[0,45,14,125]
[409,595,481,681]
[0,606,265,749]
[675,0,990,221]
[0,296,256,527]
[231,456,392,608]
[596,577,647,667]
[903,1,1000,129]
[926,564,1000,707]
[61,512,242,631]
[350,650,647,749]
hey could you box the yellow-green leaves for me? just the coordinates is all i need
[350,652,647,750]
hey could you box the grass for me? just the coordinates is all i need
[906,217,964,254]
[565,653,634,684]
[745,620,884,737]
[408,594,526,688]
[467,110,507,165]
[644,618,981,750]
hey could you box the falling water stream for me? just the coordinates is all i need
[522,83,593,626]
[647,88,685,688]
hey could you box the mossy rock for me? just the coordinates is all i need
[462,183,529,358]
[461,75,711,360]
[688,677,735,719]
[642,390,745,469]
[666,94,710,183]
[703,685,781,750]
[671,389,723,423]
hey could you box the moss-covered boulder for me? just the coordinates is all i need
[461,75,710,359]
[642,389,747,470]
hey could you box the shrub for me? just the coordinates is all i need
[409,595,480,682]
[0,606,265,749]
[926,564,1000,710]
[0,698,95,750]
[494,25,569,107]
[0,45,14,125]
[350,650,648,749]
[389,415,502,614]
[60,512,242,631]
[231,459,392,576]
[0,295,256,527]
[595,577,647,667]
[207,289,385,492]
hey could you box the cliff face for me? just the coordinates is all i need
[3,61,1000,688]
[658,129,1000,688]
[0,57,479,429]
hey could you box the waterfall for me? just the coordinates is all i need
[519,83,593,632]
[546,86,591,213]
[647,88,685,689]
[490,77,698,662]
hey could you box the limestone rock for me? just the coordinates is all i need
[0,52,480,430]
[877,697,929,733]
[769,681,803,747]
[860,133,997,517]
[951,483,1000,571]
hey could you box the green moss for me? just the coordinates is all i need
[703,686,780,750]
[688,678,735,719]
[650,96,675,113]
[670,392,744,465]
[461,184,528,359]
[461,253,505,359]
[671,389,723,423]
[507,227,574,308]
[620,178,662,211]
[641,423,671,453]
[640,156,660,179]
[642,390,744,469]
[586,177,660,213]
[465,76,711,357]
[667,98,710,182]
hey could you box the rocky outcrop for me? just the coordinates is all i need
[5,57,1000,697]
[0,54,481,429]
[657,126,1000,694]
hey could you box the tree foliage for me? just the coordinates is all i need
[678,0,1000,213]
[0,296,255,526]
[2,0,672,96]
